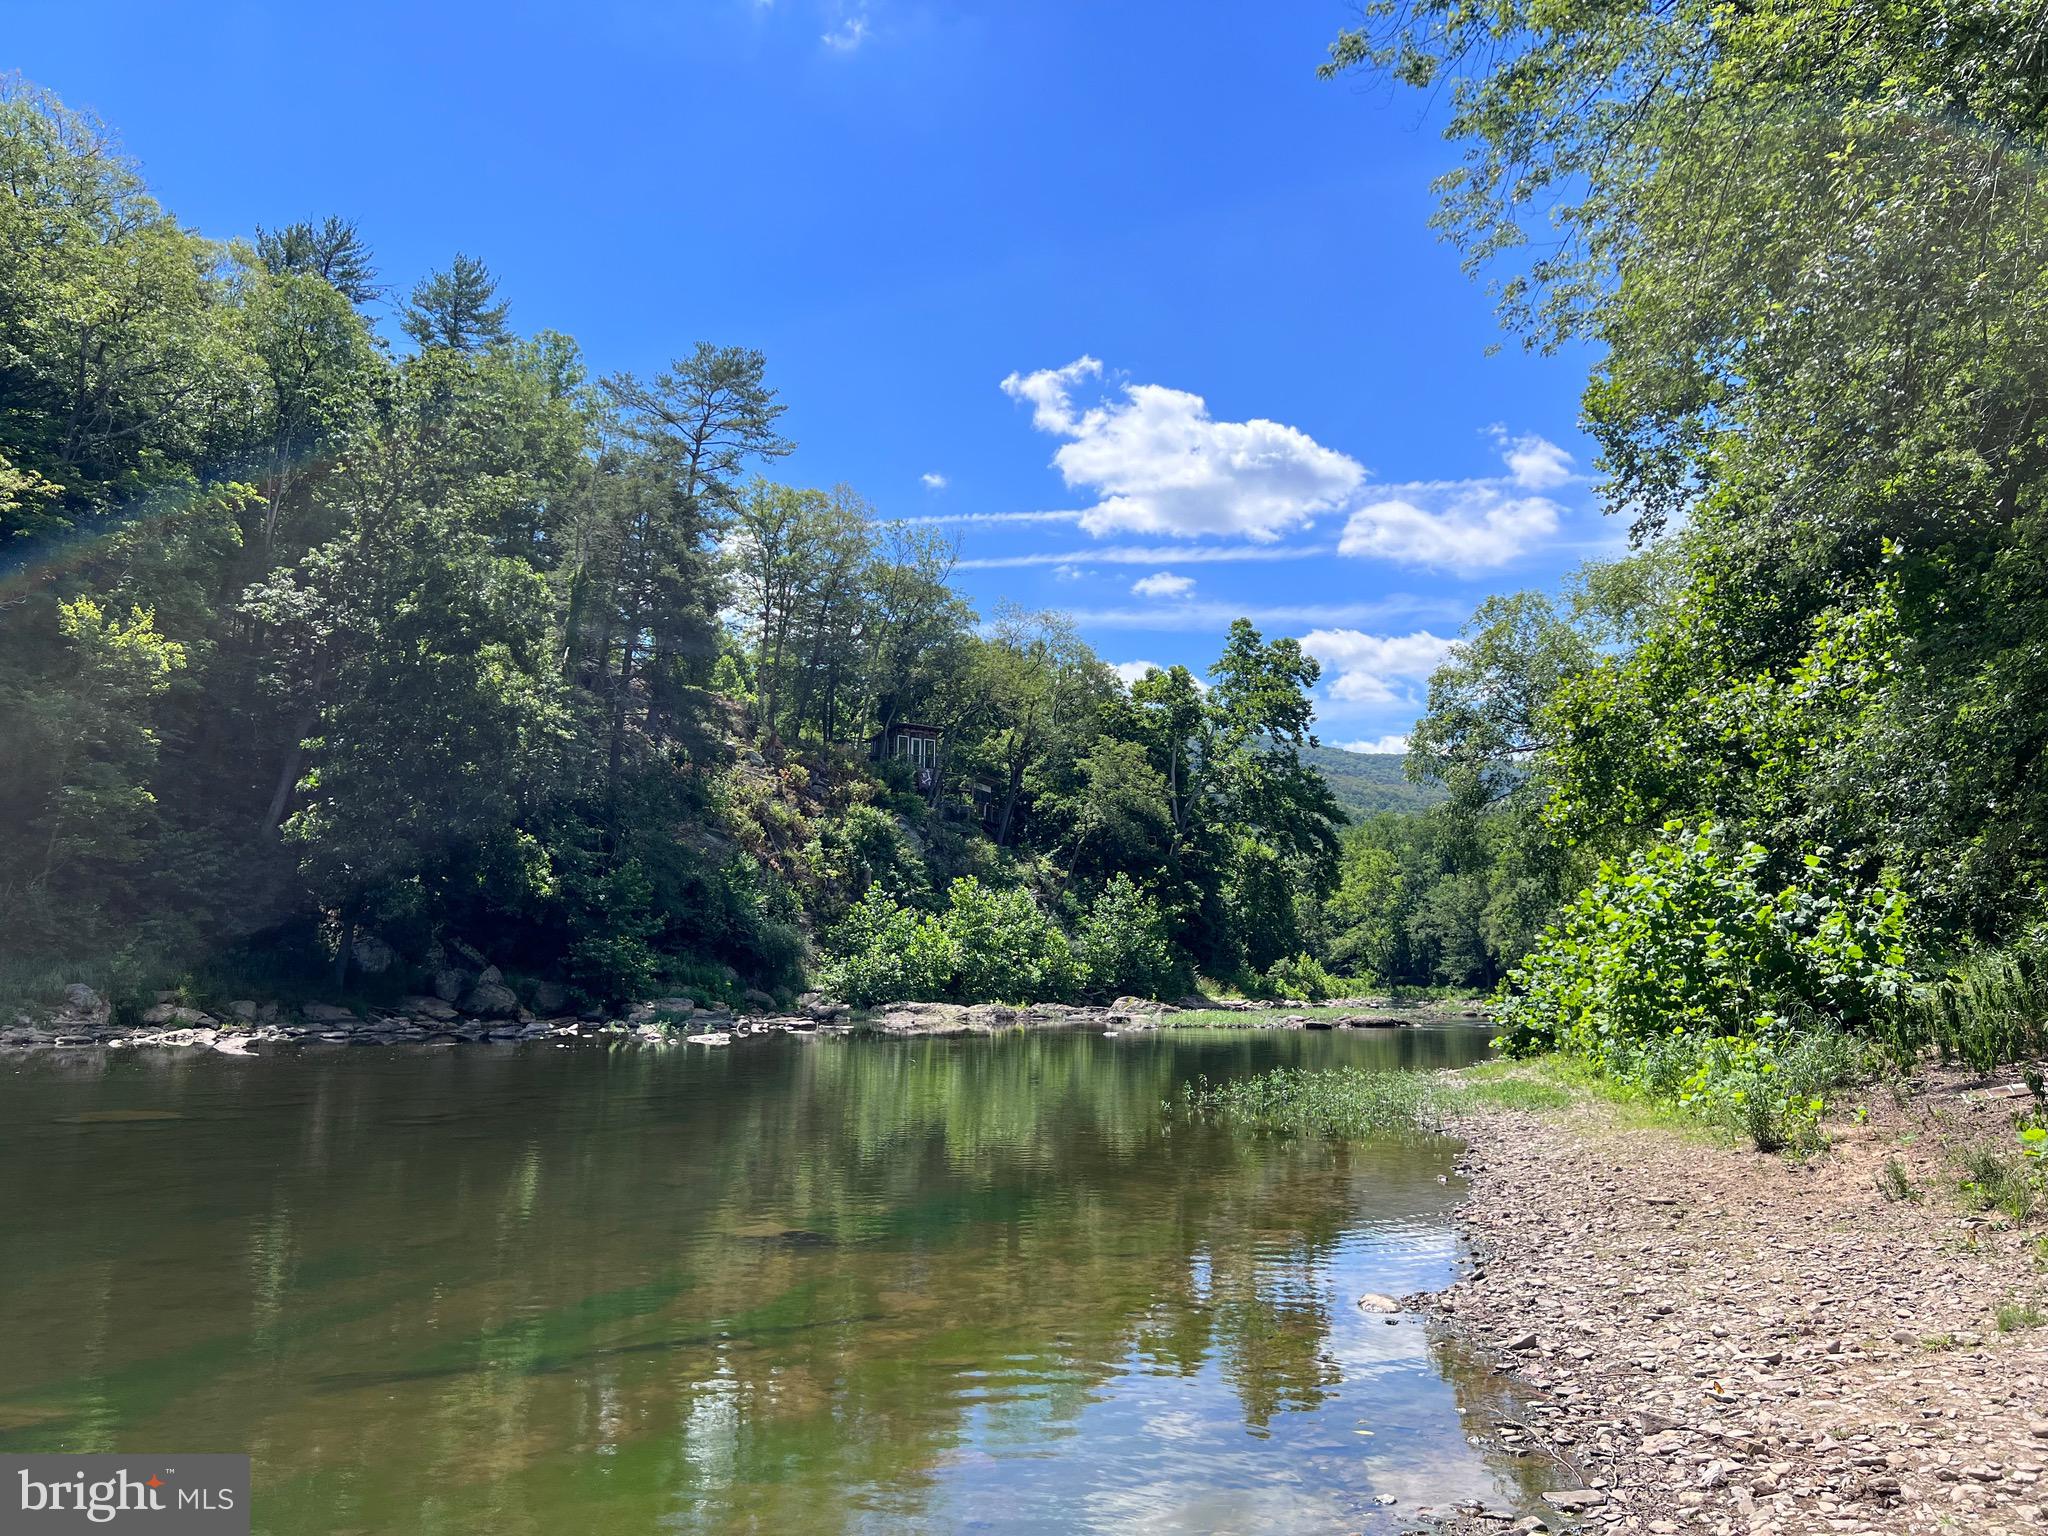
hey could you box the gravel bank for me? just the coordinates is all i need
[1425,1065,2048,1535]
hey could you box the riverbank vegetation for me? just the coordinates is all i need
[1304,0,2048,1133]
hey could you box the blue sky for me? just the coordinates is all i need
[11,0,1616,750]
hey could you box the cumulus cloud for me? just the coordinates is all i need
[1110,660,1163,687]
[1298,628,1453,705]
[1000,358,1364,541]
[1052,563,1088,582]
[1131,571,1195,600]
[1337,734,1412,755]
[1337,487,1561,572]
[920,471,948,490]
[1490,426,1575,490]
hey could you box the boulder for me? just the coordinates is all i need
[228,999,259,1021]
[529,979,567,1014]
[1109,996,1174,1015]
[62,983,101,1012]
[431,966,470,1004]
[877,1002,974,1036]
[302,1003,359,1025]
[685,1031,733,1046]
[141,1003,214,1028]
[475,964,505,986]
[741,987,776,1010]
[1356,1292,1402,1313]
[351,932,397,974]
[400,994,459,1022]
[461,978,519,1018]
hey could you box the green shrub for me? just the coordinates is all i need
[823,877,1078,1005]
[1265,951,1338,1002]
[1074,875,1189,999]
[1491,825,1907,1149]
[1496,824,1911,1062]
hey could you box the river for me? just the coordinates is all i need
[0,1024,1541,1533]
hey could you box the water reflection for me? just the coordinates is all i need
[0,1026,1536,1533]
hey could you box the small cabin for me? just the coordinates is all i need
[877,721,942,792]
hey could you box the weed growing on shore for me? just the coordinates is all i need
[1177,1068,1445,1136]
[1996,1302,2046,1333]
[1878,1157,1919,1202]
[1960,1143,2038,1223]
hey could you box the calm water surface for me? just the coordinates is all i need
[0,1025,1538,1533]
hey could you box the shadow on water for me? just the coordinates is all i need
[0,1024,1547,1533]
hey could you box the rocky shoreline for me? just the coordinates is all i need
[2,984,1480,1053]
[1411,1065,2048,1535]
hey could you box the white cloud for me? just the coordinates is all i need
[1298,628,1453,705]
[1490,425,1574,490]
[1052,563,1088,582]
[821,7,868,49]
[897,508,1083,528]
[1337,734,1412,755]
[1060,596,1461,632]
[920,471,948,491]
[1000,358,1364,541]
[1337,487,1561,572]
[955,541,1330,571]
[1131,571,1195,600]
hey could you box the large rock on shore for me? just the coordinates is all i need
[461,966,519,1019]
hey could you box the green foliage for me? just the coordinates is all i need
[1490,825,1907,1148]
[824,878,1079,1006]
[1264,952,1339,1003]
[564,859,660,1006]
[1495,825,1911,1061]
[1883,930,2048,1074]
[1073,875,1187,1001]
[1297,745,1443,818]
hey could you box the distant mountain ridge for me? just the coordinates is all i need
[1300,745,1445,820]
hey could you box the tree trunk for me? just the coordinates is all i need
[263,704,321,837]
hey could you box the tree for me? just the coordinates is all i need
[255,216,380,307]
[976,605,1110,846]
[400,252,511,352]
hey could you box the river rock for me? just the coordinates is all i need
[351,932,396,974]
[1356,1292,1402,1313]
[685,1031,732,1046]
[141,1003,214,1027]
[1543,1490,1605,1511]
[400,995,459,1021]
[302,1003,359,1025]
[877,1002,974,1036]
[529,979,566,1014]
[461,978,519,1018]
[431,965,469,1003]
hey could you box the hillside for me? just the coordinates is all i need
[1301,746,1445,820]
